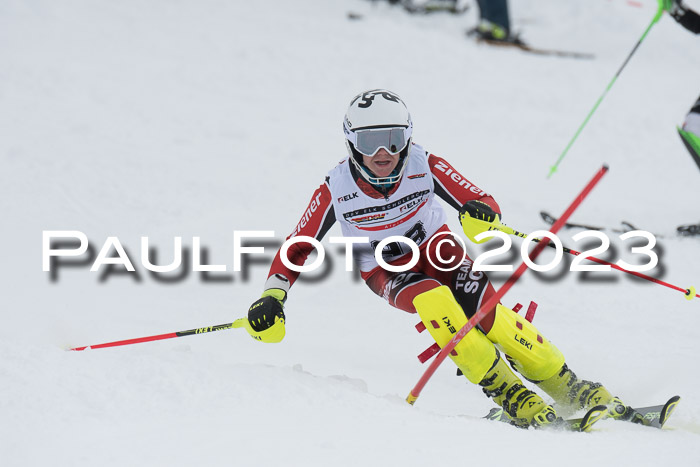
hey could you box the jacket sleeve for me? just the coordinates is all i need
[428,153,501,215]
[264,179,336,293]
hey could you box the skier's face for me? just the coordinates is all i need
[362,148,400,178]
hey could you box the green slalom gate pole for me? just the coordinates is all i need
[547,4,664,178]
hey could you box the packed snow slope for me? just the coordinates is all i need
[2,0,700,466]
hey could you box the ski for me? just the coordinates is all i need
[540,211,648,235]
[485,396,681,431]
[540,210,608,231]
[609,395,681,429]
[475,38,594,60]
[677,223,700,236]
[484,404,608,432]
[348,1,469,20]
[402,1,470,15]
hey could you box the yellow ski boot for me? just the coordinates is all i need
[536,364,630,419]
[479,353,558,428]
[482,303,622,420]
[537,364,612,408]
[412,287,557,429]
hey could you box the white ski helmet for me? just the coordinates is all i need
[343,89,413,186]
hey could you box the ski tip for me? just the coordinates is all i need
[484,408,505,421]
[579,405,608,432]
[539,211,555,225]
[660,396,681,426]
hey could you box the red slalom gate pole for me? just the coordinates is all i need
[406,165,609,405]
[68,320,247,351]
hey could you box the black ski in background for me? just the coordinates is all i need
[474,38,594,60]
[542,210,700,238]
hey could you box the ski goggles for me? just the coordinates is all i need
[347,126,411,157]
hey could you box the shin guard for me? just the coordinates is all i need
[413,286,496,384]
[485,304,565,382]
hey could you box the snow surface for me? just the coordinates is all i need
[2,0,700,465]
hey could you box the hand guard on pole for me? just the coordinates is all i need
[242,289,287,343]
[459,200,501,244]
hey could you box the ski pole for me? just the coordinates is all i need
[492,221,699,301]
[547,3,664,178]
[406,165,609,405]
[68,319,249,351]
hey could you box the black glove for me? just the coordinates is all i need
[459,200,501,224]
[248,290,286,332]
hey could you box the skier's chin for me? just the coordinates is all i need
[372,169,392,178]
[369,162,394,177]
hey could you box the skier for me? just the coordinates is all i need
[241,89,624,428]
[663,0,700,171]
[679,96,700,173]
[660,0,700,235]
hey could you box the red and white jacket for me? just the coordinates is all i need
[263,143,500,292]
